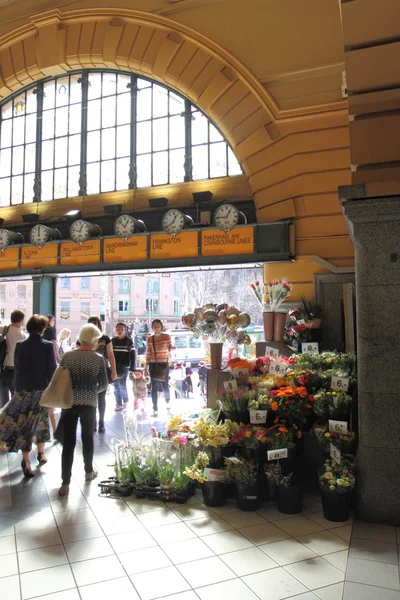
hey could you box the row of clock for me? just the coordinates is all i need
[0,203,245,250]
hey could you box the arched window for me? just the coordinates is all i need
[0,71,242,206]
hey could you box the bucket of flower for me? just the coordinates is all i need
[277,471,302,515]
[216,389,251,424]
[313,389,352,420]
[314,423,357,457]
[191,415,238,468]
[185,452,226,507]
[319,458,355,522]
[224,457,260,511]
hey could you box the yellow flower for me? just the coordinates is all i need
[245,431,252,438]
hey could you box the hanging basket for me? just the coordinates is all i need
[202,481,225,507]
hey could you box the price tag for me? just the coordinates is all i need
[331,375,350,392]
[329,420,348,434]
[269,360,286,375]
[203,468,224,482]
[225,456,242,464]
[330,442,341,465]
[232,368,249,379]
[265,346,279,358]
[267,448,288,461]
[250,410,267,424]
[223,379,238,393]
[301,342,319,354]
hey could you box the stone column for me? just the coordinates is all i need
[341,194,400,525]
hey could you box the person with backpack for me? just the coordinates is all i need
[111,322,136,411]
[0,309,26,407]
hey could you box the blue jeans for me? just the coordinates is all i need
[114,368,129,406]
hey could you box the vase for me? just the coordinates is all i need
[210,342,223,369]
[202,481,225,507]
[273,311,287,342]
[320,490,351,522]
[235,483,260,511]
[278,485,302,514]
[263,312,274,342]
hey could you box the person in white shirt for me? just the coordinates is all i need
[3,309,26,402]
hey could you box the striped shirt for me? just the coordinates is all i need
[145,333,172,364]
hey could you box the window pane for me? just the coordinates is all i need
[116,125,130,158]
[101,128,116,160]
[54,167,67,199]
[26,89,36,114]
[153,151,168,185]
[192,144,209,180]
[88,73,102,100]
[0,178,10,206]
[116,157,129,191]
[42,140,54,170]
[103,73,117,97]
[69,104,81,135]
[228,147,242,175]
[70,74,82,104]
[55,136,68,168]
[56,77,69,107]
[24,173,34,203]
[43,81,56,110]
[153,86,168,118]
[137,153,151,188]
[169,114,185,149]
[1,120,12,147]
[153,117,168,151]
[101,96,116,128]
[101,159,115,192]
[169,92,184,115]
[2,100,12,120]
[42,110,55,140]
[117,93,130,125]
[68,165,80,197]
[137,78,151,90]
[87,162,100,195]
[210,142,227,178]
[11,175,23,204]
[25,114,36,144]
[12,117,24,145]
[137,87,151,121]
[41,170,53,201]
[68,134,81,166]
[12,146,24,175]
[0,148,11,177]
[137,121,151,154]
[169,148,184,184]
[117,74,130,95]
[87,130,101,163]
[192,111,208,145]
[87,99,101,131]
[55,106,69,137]
[209,123,223,143]
[24,143,36,173]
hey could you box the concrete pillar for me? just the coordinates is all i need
[341,193,400,525]
[32,275,56,316]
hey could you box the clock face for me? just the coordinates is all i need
[114,214,136,240]
[0,229,11,251]
[30,224,49,248]
[162,209,186,235]
[214,203,239,232]
[70,220,91,244]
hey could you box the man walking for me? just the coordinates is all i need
[112,323,136,410]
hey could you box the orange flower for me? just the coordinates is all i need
[304,403,312,408]
[279,427,288,433]
[297,430,302,439]
[309,394,315,402]
[292,423,299,430]
[271,401,279,411]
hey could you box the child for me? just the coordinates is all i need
[129,368,150,411]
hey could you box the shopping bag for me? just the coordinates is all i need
[39,366,74,409]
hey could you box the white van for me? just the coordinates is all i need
[169,330,204,366]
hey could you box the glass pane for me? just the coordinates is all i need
[0,148,11,178]
[88,73,102,100]
[68,134,81,166]
[192,144,209,180]
[137,153,151,188]
[210,142,227,178]
[169,92,184,115]
[103,73,117,97]
[87,130,101,163]
[69,103,81,135]
[12,146,24,175]
[87,99,101,131]
[11,175,23,204]
[55,136,68,168]
[41,170,53,201]
[2,100,12,120]
[54,167,67,199]
[169,114,185,149]
[209,123,223,143]
[56,106,68,137]
[42,140,54,170]
[12,117,24,146]
[116,125,130,158]
[153,86,168,118]
[102,96,116,128]
[87,162,100,195]
[42,109,55,140]
[13,96,25,117]
[101,128,116,160]
[0,178,10,206]
[137,87,152,121]
[117,74,130,95]
[192,111,208,145]
[169,148,184,184]
[117,93,130,125]
[116,157,129,191]
[228,147,242,176]
[70,74,82,104]
[25,113,36,144]
[153,117,168,151]
[56,77,69,107]
[24,173,34,203]
[68,165,80,197]
[24,143,36,173]
[101,159,115,192]
[26,89,36,114]
[43,81,55,110]
[153,151,168,185]
[1,120,12,147]
[137,121,151,154]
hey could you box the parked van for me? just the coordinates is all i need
[169,330,204,366]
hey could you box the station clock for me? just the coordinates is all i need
[161,209,194,236]
[214,203,246,232]
[69,220,101,245]
[29,224,61,248]
[113,214,146,240]
[0,229,24,251]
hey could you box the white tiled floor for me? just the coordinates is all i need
[1,408,399,600]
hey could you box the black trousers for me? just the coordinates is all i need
[97,389,106,424]
[0,368,14,408]
[151,378,170,411]
[61,405,96,485]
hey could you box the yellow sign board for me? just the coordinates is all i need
[0,247,19,270]
[202,226,254,256]
[104,236,147,263]
[150,231,198,260]
[21,244,58,269]
[60,240,101,266]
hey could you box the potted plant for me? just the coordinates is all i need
[185,452,225,507]
[319,458,355,521]
[277,471,302,515]
[223,458,260,511]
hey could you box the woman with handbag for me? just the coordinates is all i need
[144,319,174,418]
[0,315,57,477]
[58,323,108,497]
[87,316,117,432]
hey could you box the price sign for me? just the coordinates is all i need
[265,346,279,358]
[330,442,341,465]
[329,420,348,434]
[267,448,288,461]
[203,468,224,482]
[223,380,238,393]
[225,456,242,464]
[331,376,350,392]
[269,360,286,375]
[250,410,267,424]
[232,368,249,379]
[302,342,319,354]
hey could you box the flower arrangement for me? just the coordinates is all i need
[184,451,210,483]
[285,311,310,343]
[313,390,352,419]
[248,393,271,410]
[191,415,236,448]
[314,424,356,454]
[253,356,273,375]
[319,458,355,493]
[216,389,253,412]
[182,303,251,346]
[223,458,258,484]
[230,424,269,448]
[270,385,314,422]
[266,279,293,311]
[286,369,322,393]
[249,280,265,309]
[227,357,254,373]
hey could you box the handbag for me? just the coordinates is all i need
[149,336,168,382]
[39,365,74,410]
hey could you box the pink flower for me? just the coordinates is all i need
[151,426,157,438]
[179,436,188,445]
